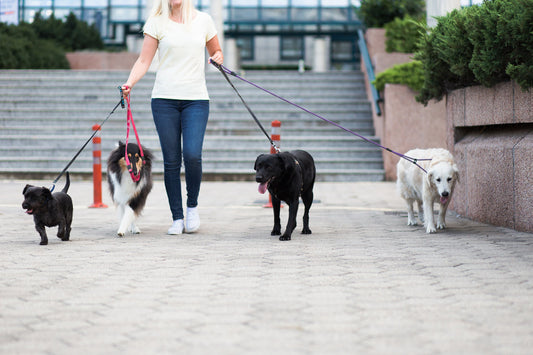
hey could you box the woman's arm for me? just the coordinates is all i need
[121,34,158,97]
[207,35,224,64]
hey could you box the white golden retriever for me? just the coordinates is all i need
[396,148,459,233]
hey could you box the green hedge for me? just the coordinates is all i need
[357,0,425,28]
[373,61,424,92]
[384,15,424,53]
[415,0,533,105]
[0,11,104,69]
[0,23,70,69]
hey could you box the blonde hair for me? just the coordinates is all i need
[146,0,195,25]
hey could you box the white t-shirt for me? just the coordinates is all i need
[143,11,217,100]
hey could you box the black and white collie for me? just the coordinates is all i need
[107,141,153,236]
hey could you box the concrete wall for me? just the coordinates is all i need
[67,52,138,70]
[361,29,412,138]
[382,84,447,180]
[447,82,533,232]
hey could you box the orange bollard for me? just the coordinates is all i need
[264,120,282,208]
[89,124,108,208]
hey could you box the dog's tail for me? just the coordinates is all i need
[61,172,70,194]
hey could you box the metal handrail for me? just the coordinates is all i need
[357,29,382,116]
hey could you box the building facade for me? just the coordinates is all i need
[17,0,362,71]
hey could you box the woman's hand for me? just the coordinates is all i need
[121,84,132,98]
[209,50,224,65]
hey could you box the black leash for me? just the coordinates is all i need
[210,61,431,173]
[50,87,125,192]
[210,60,280,153]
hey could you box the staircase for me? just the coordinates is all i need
[0,69,384,182]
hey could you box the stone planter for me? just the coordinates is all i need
[447,81,533,232]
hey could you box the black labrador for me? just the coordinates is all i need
[254,150,316,241]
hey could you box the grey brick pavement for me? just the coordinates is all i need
[1,179,533,354]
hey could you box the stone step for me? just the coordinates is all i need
[0,69,384,181]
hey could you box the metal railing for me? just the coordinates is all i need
[357,28,381,116]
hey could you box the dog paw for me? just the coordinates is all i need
[437,222,446,230]
[39,241,48,245]
[279,235,291,241]
[130,226,141,234]
[426,225,437,234]
[117,231,125,237]
[407,219,418,226]
[301,228,312,235]
[271,229,281,236]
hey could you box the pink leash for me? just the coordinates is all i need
[124,88,145,182]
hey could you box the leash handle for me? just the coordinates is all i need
[118,86,125,109]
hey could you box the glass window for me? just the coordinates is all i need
[86,0,109,6]
[280,36,303,60]
[230,0,257,5]
[263,0,288,6]
[262,8,288,21]
[331,39,356,62]
[111,7,141,22]
[236,37,254,60]
[292,0,318,6]
[111,0,141,5]
[25,0,52,6]
[291,7,317,21]
[55,0,81,6]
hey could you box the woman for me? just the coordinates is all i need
[121,0,223,235]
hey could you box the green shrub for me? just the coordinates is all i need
[415,8,475,104]
[0,22,69,69]
[62,12,104,51]
[31,11,104,51]
[415,0,533,105]
[384,15,425,53]
[373,60,424,92]
[0,11,104,69]
[357,0,425,28]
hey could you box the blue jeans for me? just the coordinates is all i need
[151,99,209,221]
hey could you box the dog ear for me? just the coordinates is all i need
[278,153,293,172]
[23,184,31,194]
[426,170,435,187]
[254,155,265,170]
[42,187,53,200]
[453,163,460,183]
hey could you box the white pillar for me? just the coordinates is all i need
[426,0,461,28]
[224,37,240,71]
[210,0,224,48]
[313,37,328,72]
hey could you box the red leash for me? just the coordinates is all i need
[124,88,145,182]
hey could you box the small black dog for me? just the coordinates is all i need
[254,150,316,241]
[22,172,73,245]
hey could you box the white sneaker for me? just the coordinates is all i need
[167,219,184,235]
[185,207,200,233]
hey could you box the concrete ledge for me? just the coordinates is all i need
[66,51,138,70]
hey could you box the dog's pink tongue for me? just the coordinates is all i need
[440,196,449,205]
[25,209,33,214]
[258,182,268,194]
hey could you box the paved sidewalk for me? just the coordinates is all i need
[1,178,533,354]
